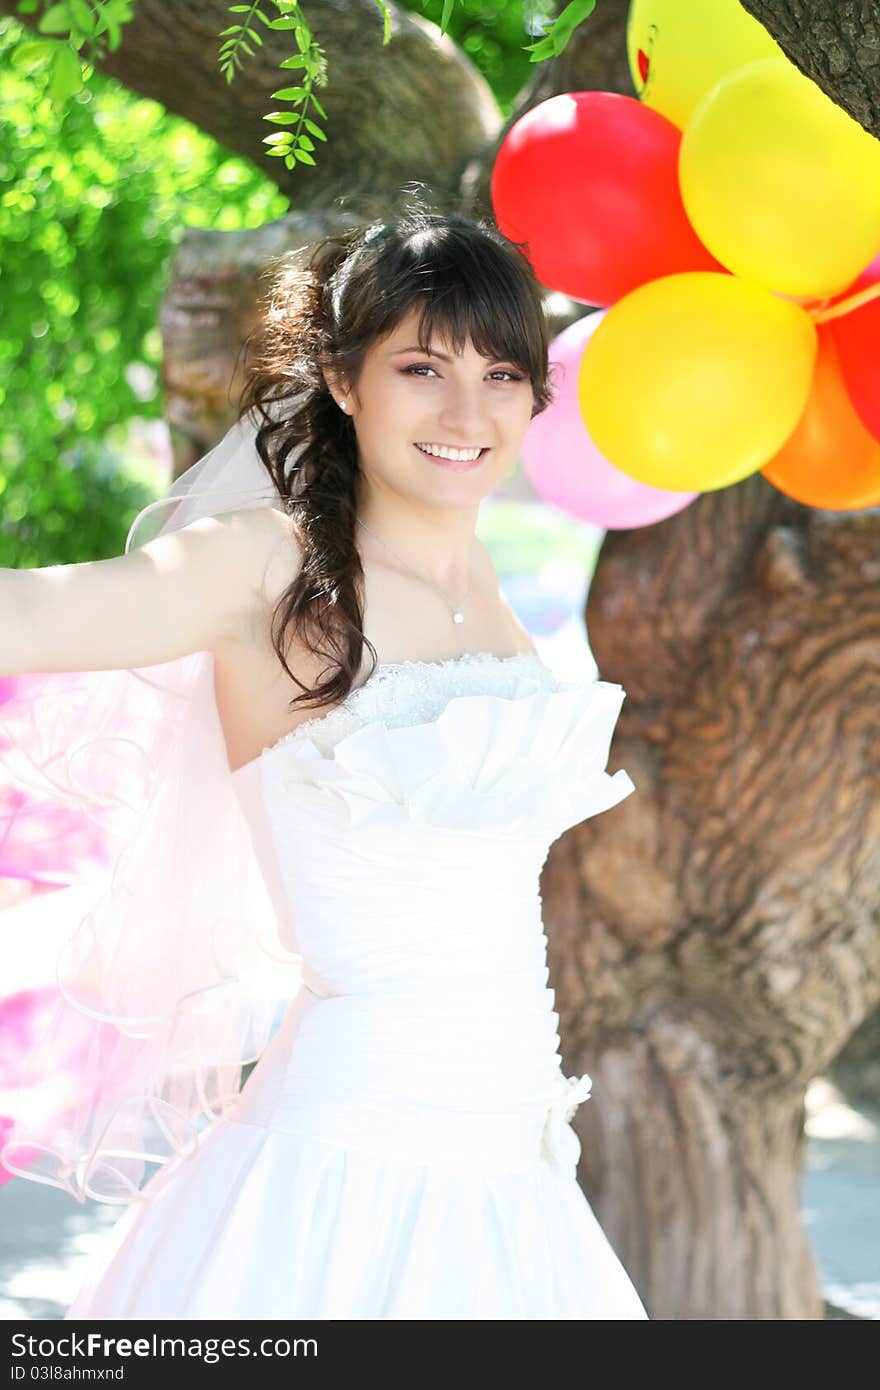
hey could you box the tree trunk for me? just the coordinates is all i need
[574,1016,822,1319]
[543,469,880,1318]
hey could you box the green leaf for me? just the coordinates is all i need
[304,118,326,141]
[70,0,95,34]
[310,93,327,119]
[554,0,597,26]
[104,13,122,47]
[49,43,82,101]
[293,148,316,166]
[240,40,254,56]
[217,26,242,36]
[265,147,290,158]
[268,16,297,28]
[262,131,291,144]
[296,133,315,151]
[279,55,308,69]
[38,5,73,36]
[440,0,454,36]
[271,86,306,99]
[10,38,51,69]
[228,5,253,10]
[263,111,300,124]
[525,36,556,61]
[524,0,596,61]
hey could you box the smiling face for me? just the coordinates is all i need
[326,305,537,512]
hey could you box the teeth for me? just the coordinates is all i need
[415,443,484,462]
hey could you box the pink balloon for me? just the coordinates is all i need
[521,310,699,529]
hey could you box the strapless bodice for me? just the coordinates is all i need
[228,650,635,1180]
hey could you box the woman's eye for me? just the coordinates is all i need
[401,365,525,382]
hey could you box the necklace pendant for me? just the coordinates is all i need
[452,611,464,624]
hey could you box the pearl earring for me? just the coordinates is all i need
[339,399,348,412]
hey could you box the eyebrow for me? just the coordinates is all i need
[389,345,512,364]
[390,345,453,360]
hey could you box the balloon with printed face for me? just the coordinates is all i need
[761,324,880,510]
[828,254,880,444]
[679,57,880,299]
[577,271,818,492]
[626,0,782,129]
[490,90,722,307]
[520,309,698,529]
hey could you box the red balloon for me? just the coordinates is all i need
[828,253,880,442]
[490,91,722,306]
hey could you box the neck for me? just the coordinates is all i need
[354,478,480,594]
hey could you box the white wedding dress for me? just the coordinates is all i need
[64,650,648,1320]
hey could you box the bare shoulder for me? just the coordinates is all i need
[219,504,304,608]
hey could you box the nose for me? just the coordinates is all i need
[436,382,493,441]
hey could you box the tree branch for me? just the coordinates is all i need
[0,0,501,206]
[738,0,880,139]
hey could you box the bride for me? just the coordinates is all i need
[0,205,648,1320]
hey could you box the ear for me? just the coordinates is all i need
[320,363,347,405]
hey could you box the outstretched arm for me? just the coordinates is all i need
[0,508,288,677]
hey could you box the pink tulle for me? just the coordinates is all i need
[0,651,303,1203]
[1,407,306,1205]
[0,675,114,885]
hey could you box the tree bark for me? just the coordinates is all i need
[543,471,880,1317]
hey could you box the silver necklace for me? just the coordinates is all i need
[356,516,471,625]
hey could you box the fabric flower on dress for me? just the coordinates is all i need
[541,1070,593,1181]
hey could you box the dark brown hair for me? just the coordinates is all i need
[237,196,556,718]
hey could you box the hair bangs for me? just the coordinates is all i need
[365,220,547,384]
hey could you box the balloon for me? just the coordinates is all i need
[577,272,817,491]
[679,57,880,299]
[490,90,722,307]
[761,325,880,510]
[627,0,782,130]
[520,310,698,530]
[829,254,880,443]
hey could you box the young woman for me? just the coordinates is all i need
[0,206,648,1319]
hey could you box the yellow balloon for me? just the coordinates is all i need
[626,0,780,129]
[680,57,880,299]
[577,272,817,492]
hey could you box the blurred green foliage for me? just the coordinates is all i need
[0,16,288,566]
[409,0,554,113]
[0,3,553,567]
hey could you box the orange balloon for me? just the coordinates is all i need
[761,325,880,510]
